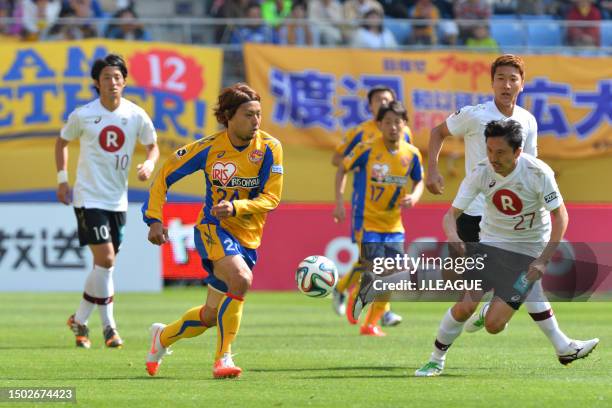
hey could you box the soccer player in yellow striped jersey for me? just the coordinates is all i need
[142,83,283,379]
[335,101,424,336]
[331,85,412,328]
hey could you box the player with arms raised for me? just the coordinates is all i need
[142,83,283,379]
[56,54,159,349]
[415,120,599,377]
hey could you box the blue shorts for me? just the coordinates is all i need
[361,231,405,261]
[193,224,257,293]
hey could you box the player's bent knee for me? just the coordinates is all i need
[228,268,252,295]
[95,257,115,269]
[201,307,218,327]
[484,318,507,334]
[452,302,477,322]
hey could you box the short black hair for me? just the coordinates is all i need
[91,54,128,94]
[376,100,408,122]
[484,119,523,151]
[367,85,396,104]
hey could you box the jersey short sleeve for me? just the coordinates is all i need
[342,142,370,171]
[446,106,478,137]
[523,114,538,157]
[409,148,424,182]
[137,110,157,145]
[540,163,563,211]
[452,165,484,211]
[60,110,81,141]
[336,126,363,156]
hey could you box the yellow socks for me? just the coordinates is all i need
[364,301,388,327]
[215,293,244,360]
[160,306,208,347]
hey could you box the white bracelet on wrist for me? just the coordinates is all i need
[57,170,68,184]
[142,159,155,172]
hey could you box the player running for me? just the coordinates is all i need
[332,85,412,331]
[56,54,159,349]
[415,120,599,377]
[425,54,597,364]
[142,83,283,379]
[335,101,424,336]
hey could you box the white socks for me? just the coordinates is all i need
[526,282,572,353]
[74,264,116,329]
[525,301,571,353]
[431,308,465,362]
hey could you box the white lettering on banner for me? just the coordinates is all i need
[167,218,196,264]
[324,236,359,278]
[0,204,160,292]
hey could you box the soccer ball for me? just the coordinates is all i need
[295,255,338,298]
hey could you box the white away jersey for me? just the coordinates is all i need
[61,98,157,211]
[452,154,563,258]
[446,100,538,216]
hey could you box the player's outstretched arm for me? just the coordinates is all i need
[55,137,71,205]
[400,180,424,209]
[232,143,283,216]
[426,122,452,195]
[142,141,205,226]
[147,221,169,246]
[527,203,569,282]
[443,207,465,256]
[331,151,343,167]
[333,165,347,223]
[137,143,160,181]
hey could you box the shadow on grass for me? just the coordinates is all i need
[301,373,467,379]
[249,365,402,372]
[0,346,72,350]
[1,375,184,381]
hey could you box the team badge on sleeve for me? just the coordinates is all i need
[544,191,558,203]
[176,148,187,158]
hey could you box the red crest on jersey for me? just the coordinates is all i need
[99,126,125,152]
[212,162,237,186]
[492,189,523,215]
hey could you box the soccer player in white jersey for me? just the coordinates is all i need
[415,120,599,377]
[425,54,597,364]
[55,54,159,348]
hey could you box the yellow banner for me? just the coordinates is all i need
[0,39,222,152]
[245,45,612,159]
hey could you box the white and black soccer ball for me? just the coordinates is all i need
[295,255,338,298]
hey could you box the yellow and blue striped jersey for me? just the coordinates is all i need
[343,137,423,234]
[335,119,413,157]
[143,129,283,249]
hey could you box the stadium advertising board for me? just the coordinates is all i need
[0,40,222,200]
[0,204,161,292]
[162,203,612,293]
[0,39,222,151]
[245,45,612,159]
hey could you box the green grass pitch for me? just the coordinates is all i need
[1,289,610,407]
